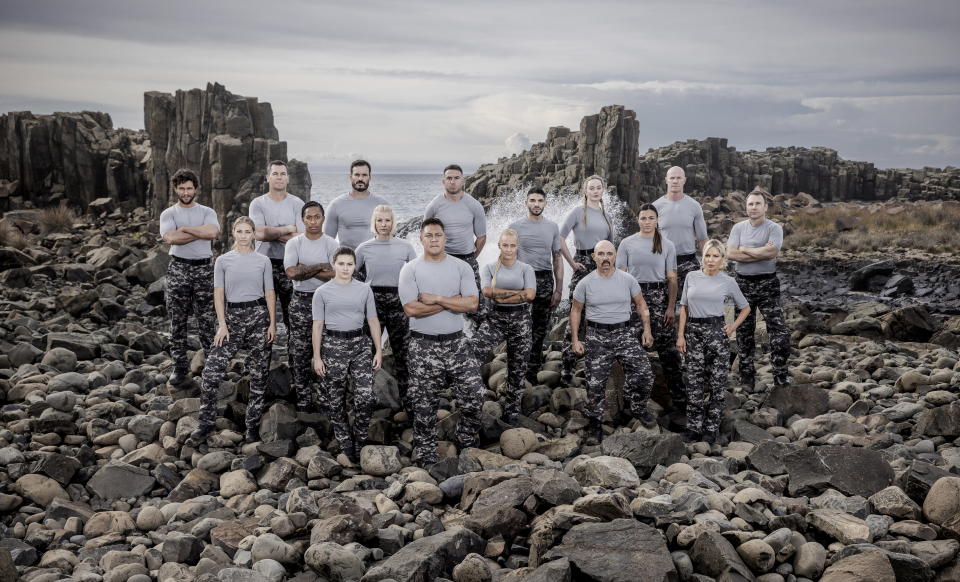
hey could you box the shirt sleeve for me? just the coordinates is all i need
[480,263,493,288]
[423,198,438,220]
[728,276,749,309]
[249,198,265,228]
[472,199,487,237]
[551,224,561,252]
[727,222,742,248]
[693,203,708,241]
[769,222,784,249]
[615,239,628,270]
[204,206,220,229]
[294,200,305,233]
[405,242,418,262]
[283,237,299,269]
[572,278,587,303]
[460,261,479,297]
[364,285,378,318]
[213,256,226,288]
[559,209,577,238]
[325,201,340,239]
[262,256,274,291]
[522,264,536,289]
[312,289,325,321]
[354,243,367,270]
[679,273,690,306]
[158,209,176,236]
[628,274,641,297]
[398,263,417,306]
[665,240,677,272]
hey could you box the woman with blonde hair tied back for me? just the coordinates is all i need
[471,229,536,426]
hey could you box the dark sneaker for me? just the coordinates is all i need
[245,426,261,443]
[169,367,191,387]
[680,430,701,443]
[188,424,214,445]
[585,419,603,446]
[635,409,657,428]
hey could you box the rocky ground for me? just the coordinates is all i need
[1,202,959,582]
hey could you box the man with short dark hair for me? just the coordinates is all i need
[398,217,484,466]
[159,168,220,386]
[726,188,790,389]
[508,187,564,382]
[325,160,389,250]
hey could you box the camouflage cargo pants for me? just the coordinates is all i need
[165,259,215,370]
[319,332,376,454]
[562,252,597,378]
[199,303,270,432]
[471,305,532,422]
[736,273,791,385]
[269,259,294,330]
[676,254,700,299]
[407,334,484,465]
[637,282,685,408]
[288,291,318,409]
[372,289,411,404]
[527,270,555,377]
[683,319,729,437]
[584,323,654,422]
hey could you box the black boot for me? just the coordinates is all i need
[585,418,603,446]
[245,424,261,443]
[188,423,214,445]
[634,408,658,428]
[169,366,191,387]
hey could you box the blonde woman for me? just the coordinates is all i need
[190,216,276,445]
[677,239,750,444]
[471,229,536,425]
[559,175,614,383]
[355,205,418,405]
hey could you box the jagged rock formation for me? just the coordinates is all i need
[0,111,149,212]
[466,107,960,207]
[144,83,311,245]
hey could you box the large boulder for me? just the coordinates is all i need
[915,402,960,437]
[600,432,685,477]
[543,519,677,582]
[821,550,895,582]
[764,384,830,419]
[785,446,894,497]
[572,456,640,488]
[87,461,156,499]
[361,528,485,582]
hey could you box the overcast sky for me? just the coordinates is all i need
[2,0,958,172]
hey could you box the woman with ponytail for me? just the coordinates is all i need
[558,175,614,384]
[471,229,536,425]
[190,216,276,445]
[616,204,686,423]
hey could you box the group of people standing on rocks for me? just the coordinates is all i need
[158,159,791,466]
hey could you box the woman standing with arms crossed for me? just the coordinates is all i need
[472,229,536,426]
[616,204,686,421]
[677,239,750,444]
[190,217,276,444]
[355,205,417,407]
[559,175,614,384]
[313,247,383,462]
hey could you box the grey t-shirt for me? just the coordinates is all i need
[398,255,479,335]
[312,279,377,331]
[728,219,784,275]
[680,271,749,318]
[355,238,418,287]
[560,206,613,251]
[283,233,340,293]
[325,193,389,250]
[508,217,561,271]
[249,193,306,260]
[481,260,536,291]
[214,250,274,302]
[572,269,640,325]
[653,195,708,255]
[423,194,487,255]
[616,234,678,283]
[159,203,220,259]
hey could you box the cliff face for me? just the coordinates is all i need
[0,111,149,212]
[466,107,960,207]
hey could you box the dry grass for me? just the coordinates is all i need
[37,202,78,234]
[788,204,960,253]
[0,226,31,250]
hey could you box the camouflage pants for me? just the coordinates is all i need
[270,259,294,330]
[165,259,215,370]
[373,289,411,403]
[288,291,318,409]
[199,304,270,431]
[638,282,685,407]
[320,333,376,453]
[472,306,532,421]
[562,252,597,378]
[736,274,791,385]
[407,334,484,465]
[683,319,729,437]
[676,254,700,299]
[527,271,555,376]
[584,324,654,422]
[451,253,483,323]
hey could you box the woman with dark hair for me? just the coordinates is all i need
[616,203,686,422]
[677,239,750,444]
[312,246,383,462]
[190,216,276,444]
[558,175,614,384]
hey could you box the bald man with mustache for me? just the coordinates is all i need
[570,240,656,444]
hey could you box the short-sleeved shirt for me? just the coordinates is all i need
[572,269,640,325]
[283,233,340,293]
[508,217,561,272]
[481,260,536,291]
[159,203,219,259]
[311,279,377,331]
[652,195,708,255]
[560,206,614,251]
[398,255,479,335]
[248,193,306,260]
[616,234,678,283]
[355,238,418,287]
[727,219,784,275]
[423,194,487,255]
[325,192,389,250]
[214,250,273,302]
[680,271,749,318]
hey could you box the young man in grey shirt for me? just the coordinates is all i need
[653,166,708,297]
[570,240,655,443]
[325,160,389,250]
[159,168,220,386]
[726,188,790,389]
[398,217,484,467]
